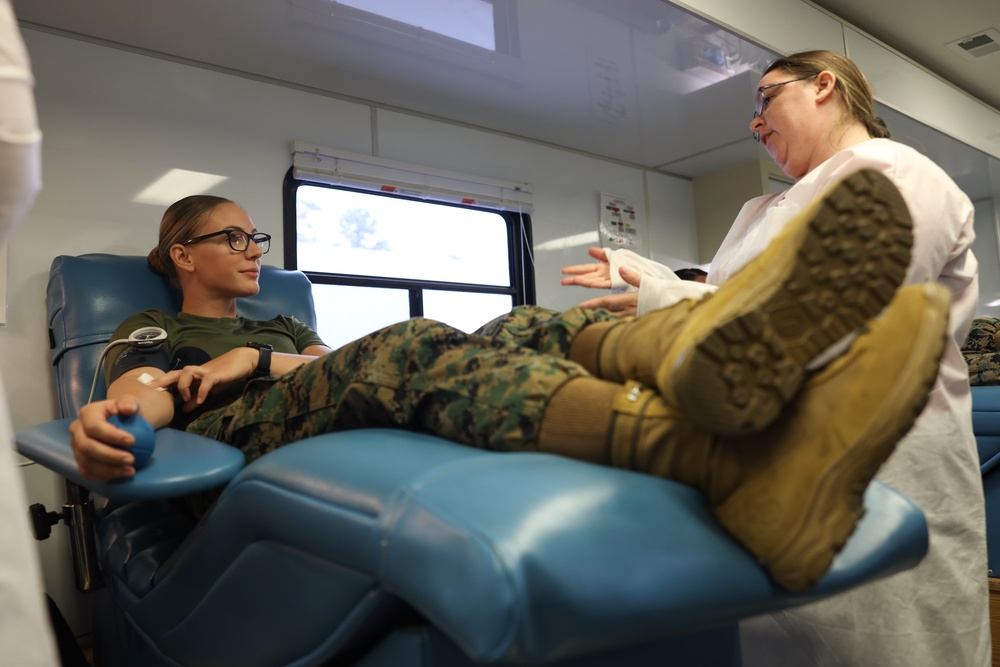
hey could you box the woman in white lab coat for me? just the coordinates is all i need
[563,49,990,666]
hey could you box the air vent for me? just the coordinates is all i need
[947,28,1000,61]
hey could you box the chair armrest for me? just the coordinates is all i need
[15,418,245,501]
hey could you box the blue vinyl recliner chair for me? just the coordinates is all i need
[17,253,931,667]
[971,385,1000,575]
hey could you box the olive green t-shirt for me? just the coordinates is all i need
[104,309,326,424]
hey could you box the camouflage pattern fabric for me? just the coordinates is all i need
[185,306,619,465]
[474,305,618,356]
[962,317,1000,386]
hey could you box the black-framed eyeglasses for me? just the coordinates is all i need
[182,229,271,254]
[751,75,815,142]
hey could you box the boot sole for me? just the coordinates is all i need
[720,284,950,592]
[665,170,913,436]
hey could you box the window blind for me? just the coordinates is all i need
[290,141,533,212]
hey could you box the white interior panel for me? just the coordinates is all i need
[675,0,845,55]
[646,169,699,269]
[845,27,1000,161]
[973,198,1000,315]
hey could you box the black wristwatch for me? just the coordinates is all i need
[246,341,274,378]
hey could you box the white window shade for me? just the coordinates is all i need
[290,141,533,212]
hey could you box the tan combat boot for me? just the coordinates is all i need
[575,169,914,437]
[549,283,949,592]
[709,282,949,591]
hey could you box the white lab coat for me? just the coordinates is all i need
[0,1,58,665]
[606,138,990,666]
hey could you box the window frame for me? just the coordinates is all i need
[282,167,536,323]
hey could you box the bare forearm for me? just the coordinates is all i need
[269,348,329,376]
[107,377,176,428]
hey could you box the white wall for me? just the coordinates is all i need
[972,197,1000,315]
[6,29,698,634]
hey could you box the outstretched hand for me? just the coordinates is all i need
[577,265,642,317]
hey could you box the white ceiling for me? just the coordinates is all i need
[12,0,999,200]
[812,0,1000,114]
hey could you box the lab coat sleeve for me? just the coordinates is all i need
[604,248,716,315]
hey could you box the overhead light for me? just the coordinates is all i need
[333,0,496,50]
[133,169,229,206]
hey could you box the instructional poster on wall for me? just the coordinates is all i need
[599,192,642,253]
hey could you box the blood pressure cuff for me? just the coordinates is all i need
[110,345,216,384]
[109,345,172,384]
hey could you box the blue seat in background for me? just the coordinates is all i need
[971,385,1000,575]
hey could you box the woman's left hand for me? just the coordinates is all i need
[149,347,258,412]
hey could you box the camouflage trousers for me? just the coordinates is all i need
[185,305,620,465]
[962,316,1000,386]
